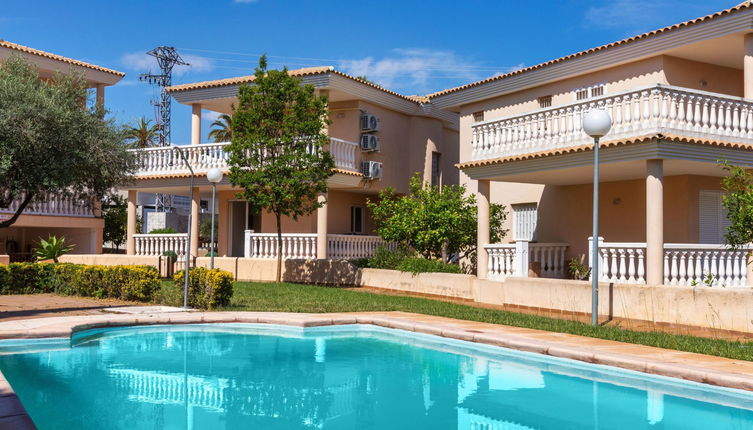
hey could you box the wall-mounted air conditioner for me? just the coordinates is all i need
[360,134,380,152]
[361,161,383,179]
[360,113,380,132]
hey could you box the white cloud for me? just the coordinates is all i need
[583,0,721,34]
[120,52,214,77]
[202,111,222,121]
[337,48,518,94]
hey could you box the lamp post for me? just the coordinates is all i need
[582,108,612,326]
[206,168,223,269]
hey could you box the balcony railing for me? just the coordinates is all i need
[471,84,753,161]
[130,138,359,177]
[588,237,752,287]
[0,194,94,218]
[244,231,388,260]
[485,242,568,280]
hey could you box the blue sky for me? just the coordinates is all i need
[1,0,736,144]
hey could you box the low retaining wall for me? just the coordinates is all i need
[476,277,753,334]
[24,254,753,333]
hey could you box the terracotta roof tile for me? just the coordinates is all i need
[428,1,753,99]
[0,40,125,77]
[456,133,753,169]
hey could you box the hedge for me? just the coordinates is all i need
[173,267,234,310]
[0,263,160,302]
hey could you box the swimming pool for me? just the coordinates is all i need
[0,324,751,429]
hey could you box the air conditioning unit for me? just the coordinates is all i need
[360,134,380,152]
[361,161,383,179]
[360,113,380,132]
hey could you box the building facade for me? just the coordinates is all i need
[0,41,124,260]
[123,67,458,260]
[430,2,753,287]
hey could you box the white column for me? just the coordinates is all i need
[190,187,200,258]
[95,84,105,110]
[477,180,491,279]
[126,190,137,255]
[514,240,529,277]
[646,159,664,285]
[191,104,202,145]
[745,34,753,99]
[316,193,328,259]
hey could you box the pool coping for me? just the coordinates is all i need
[1,310,753,428]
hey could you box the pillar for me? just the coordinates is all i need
[95,84,105,110]
[191,104,201,145]
[316,193,328,259]
[745,34,753,99]
[126,190,137,255]
[646,159,664,285]
[477,180,491,279]
[190,187,200,258]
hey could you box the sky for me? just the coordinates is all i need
[0,0,737,144]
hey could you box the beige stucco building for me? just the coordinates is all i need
[0,41,124,260]
[427,2,753,287]
[123,67,458,261]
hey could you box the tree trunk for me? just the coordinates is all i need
[275,211,282,283]
[441,240,449,262]
[0,193,34,229]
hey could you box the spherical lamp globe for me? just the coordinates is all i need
[582,109,612,138]
[207,168,223,184]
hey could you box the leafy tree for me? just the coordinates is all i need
[368,174,507,263]
[34,235,73,263]
[124,117,159,148]
[227,56,335,282]
[0,56,134,228]
[102,193,127,250]
[355,75,375,85]
[720,162,753,247]
[208,113,233,142]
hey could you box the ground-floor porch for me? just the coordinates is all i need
[468,138,753,288]
[0,215,103,261]
[123,182,388,260]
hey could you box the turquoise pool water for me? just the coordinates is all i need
[0,324,752,429]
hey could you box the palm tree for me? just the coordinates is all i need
[125,118,159,148]
[208,114,233,142]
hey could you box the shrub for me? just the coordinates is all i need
[568,255,591,280]
[395,257,463,275]
[33,235,73,263]
[367,245,414,270]
[149,227,178,234]
[0,263,160,301]
[172,267,234,309]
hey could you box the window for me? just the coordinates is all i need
[512,203,538,241]
[575,84,605,101]
[699,191,731,243]
[351,206,365,234]
[472,111,484,122]
[431,152,441,187]
[537,95,552,108]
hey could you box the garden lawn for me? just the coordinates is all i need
[158,281,753,361]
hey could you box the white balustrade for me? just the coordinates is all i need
[244,231,318,259]
[485,244,518,280]
[328,138,358,171]
[134,233,188,257]
[0,194,94,217]
[529,243,568,278]
[327,234,389,259]
[131,137,359,177]
[590,238,751,287]
[663,244,751,287]
[472,84,753,161]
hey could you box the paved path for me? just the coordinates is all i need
[1,310,753,429]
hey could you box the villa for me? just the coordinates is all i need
[0,41,124,261]
[430,1,753,287]
[122,67,459,261]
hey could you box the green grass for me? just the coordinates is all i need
[157,281,753,361]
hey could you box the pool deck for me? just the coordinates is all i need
[1,310,753,429]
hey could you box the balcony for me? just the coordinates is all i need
[471,84,753,162]
[130,137,360,177]
[0,194,94,218]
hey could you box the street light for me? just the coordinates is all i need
[206,168,223,269]
[583,108,612,326]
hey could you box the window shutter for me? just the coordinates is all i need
[698,191,730,244]
[513,203,538,241]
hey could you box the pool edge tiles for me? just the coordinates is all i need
[0,366,37,429]
[0,311,751,393]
